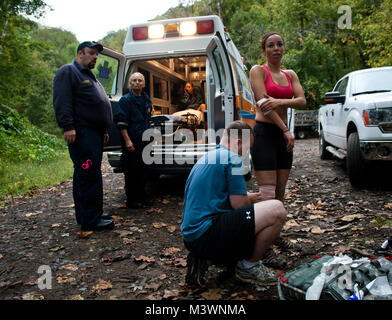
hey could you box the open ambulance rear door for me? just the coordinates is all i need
[206,32,235,140]
[99,46,126,152]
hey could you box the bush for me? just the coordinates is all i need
[0,104,66,162]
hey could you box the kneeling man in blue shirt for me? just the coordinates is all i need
[181,120,287,285]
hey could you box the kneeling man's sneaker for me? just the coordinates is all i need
[235,261,277,285]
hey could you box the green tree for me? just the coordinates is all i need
[99,29,127,51]
[355,0,392,67]
[0,0,47,52]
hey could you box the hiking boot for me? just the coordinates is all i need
[235,261,277,286]
[263,248,287,269]
[274,237,301,252]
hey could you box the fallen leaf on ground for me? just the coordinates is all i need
[310,210,327,215]
[57,276,76,284]
[311,226,325,234]
[114,229,133,237]
[306,201,324,211]
[163,289,179,299]
[339,214,363,222]
[62,264,78,271]
[146,208,164,214]
[146,292,162,300]
[283,219,301,230]
[384,203,392,210]
[135,255,156,263]
[51,223,61,228]
[153,222,167,229]
[173,257,187,267]
[102,250,132,263]
[161,199,170,205]
[161,247,181,257]
[92,279,112,293]
[22,292,45,300]
[24,279,37,286]
[333,245,351,255]
[122,237,136,245]
[76,231,93,239]
[309,215,324,220]
[145,283,161,291]
[167,225,176,233]
[0,254,3,259]
[25,211,42,217]
[49,246,65,252]
[201,288,222,300]
[110,215,124,223]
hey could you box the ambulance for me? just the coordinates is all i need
[99,15,259,178]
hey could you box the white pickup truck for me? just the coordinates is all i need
[318,66,392,187]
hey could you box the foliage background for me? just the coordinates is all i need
[0,0,391,199]
[1,0,391,132]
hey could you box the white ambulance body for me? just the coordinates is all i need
[101,15,259,176]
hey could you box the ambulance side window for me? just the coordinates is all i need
[94,55,119,96]
[213,47,227,90]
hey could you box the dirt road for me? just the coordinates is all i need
[1,138,392,300]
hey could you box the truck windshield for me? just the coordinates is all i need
[351,69,392,96]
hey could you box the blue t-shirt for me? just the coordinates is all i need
[181,145,247,242]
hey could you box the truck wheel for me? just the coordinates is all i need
[319,131,332,160]
[297,130,305,139]
[347,132,367,188]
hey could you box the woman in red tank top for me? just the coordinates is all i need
[249,32,306,203]
[249,32,306,259]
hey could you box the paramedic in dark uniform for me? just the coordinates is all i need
[53,41,114,231]
[114,72,152,209]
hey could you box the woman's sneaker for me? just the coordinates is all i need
[235,261,277,286]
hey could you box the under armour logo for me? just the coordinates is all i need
[246,211,251,220]
[82,159,92,170]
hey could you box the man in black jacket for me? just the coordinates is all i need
[53,41,114,231]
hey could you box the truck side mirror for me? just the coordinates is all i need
[324,91,346,104]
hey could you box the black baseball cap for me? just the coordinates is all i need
[77,41,103,53]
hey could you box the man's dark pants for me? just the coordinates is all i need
[121,137,149,205]
[68,127,104,228]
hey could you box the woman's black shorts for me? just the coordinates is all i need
[184,205,255,264]
[251,121,293,171]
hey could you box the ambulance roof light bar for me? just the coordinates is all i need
[132,19,214,41]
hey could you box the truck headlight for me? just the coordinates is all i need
[363,107,392,126]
